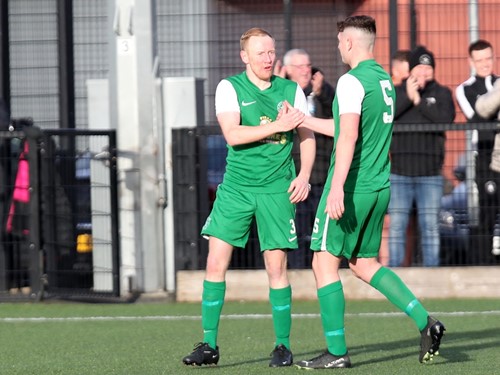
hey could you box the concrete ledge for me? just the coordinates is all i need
[176,266,500,302]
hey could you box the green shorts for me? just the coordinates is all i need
[201,183,298,251]
[310,188,390,259]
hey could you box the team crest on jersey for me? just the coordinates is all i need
[277,101,284,112]
[259,116,287,144]
[259,116,272,125]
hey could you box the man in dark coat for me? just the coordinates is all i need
[389,46,456,267]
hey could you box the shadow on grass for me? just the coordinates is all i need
[323,326,500,368]
[210,326,500,369]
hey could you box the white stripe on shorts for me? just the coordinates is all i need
[321,213,330,251]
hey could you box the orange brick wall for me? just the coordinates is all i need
[355,0,500,182]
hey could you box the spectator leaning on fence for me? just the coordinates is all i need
[476,78,500,120]
[475,75,500,256]
[456,39,500,256]
[181,27,316,368]
[389,46,456,267]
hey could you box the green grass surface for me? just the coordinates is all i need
[1,298,499,374]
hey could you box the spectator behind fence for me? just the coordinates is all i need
[182,27,316,368]
[475,77,500,256]
[274,48,336,118]
[389,46,456,267]
[275,48,335,267]
[456,39,500,257]
[440,156,471,264]
[391,49,411,85]
[379,49,412,267]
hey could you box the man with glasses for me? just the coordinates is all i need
[275,49,336,268]
[276,48,335,119]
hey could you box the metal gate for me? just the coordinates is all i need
[0,120,120,301]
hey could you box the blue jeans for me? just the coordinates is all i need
[388,174,443,267]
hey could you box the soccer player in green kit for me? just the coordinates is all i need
[294,15,445,369]
[182,28,316,367]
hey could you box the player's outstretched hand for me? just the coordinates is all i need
[276,101,304,132]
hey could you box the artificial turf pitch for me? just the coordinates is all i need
[0,298,499,374]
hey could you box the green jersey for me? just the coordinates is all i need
[221,72,300,193]
[327,59,394,193]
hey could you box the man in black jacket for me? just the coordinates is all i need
[389,46,456,267]
[456,40,499,258]
[456,40,498,123]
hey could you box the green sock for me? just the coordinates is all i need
[269,285,292,349]
[201,280,226,348]
[370,267,428,331]
[318,281,347,356]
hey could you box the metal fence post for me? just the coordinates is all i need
[25,127,43,299]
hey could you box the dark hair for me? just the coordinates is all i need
[392,49,411,62]
[337,15,376,34]
[468,39,493,56]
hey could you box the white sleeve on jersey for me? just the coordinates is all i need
[455,81,475,120]
[337,73,364,115]
[215,79,310,116]
[215,79,240,114]
[294,85,310,116]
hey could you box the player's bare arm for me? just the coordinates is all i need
[217,107,303,147]
[281,100,335,137]
[300,116,335,137]
[326,113,359,220]
[288,126,315,203]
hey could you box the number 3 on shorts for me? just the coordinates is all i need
[289,219,296,235]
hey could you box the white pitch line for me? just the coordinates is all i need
[1,310,500,323]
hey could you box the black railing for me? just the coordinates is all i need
[0,122,120,301]
[173,122,500,270]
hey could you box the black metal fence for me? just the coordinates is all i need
[172,122,500,271]
[0,120,120,301]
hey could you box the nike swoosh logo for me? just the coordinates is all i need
[242,100,256,106]
[288,236,297,242]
